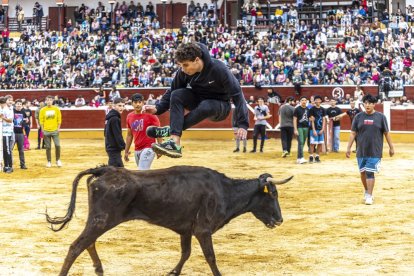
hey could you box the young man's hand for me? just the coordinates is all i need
[389,147,395,157]
[142,105,157,114]
[124,151,130,162]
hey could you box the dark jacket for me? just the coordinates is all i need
[104,109,125,152]
[155,42,249,130]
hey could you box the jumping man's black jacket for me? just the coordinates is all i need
[155,42,249,130]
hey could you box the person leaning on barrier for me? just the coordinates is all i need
[266,88,282,105]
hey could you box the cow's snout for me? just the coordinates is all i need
[275,219,283,226]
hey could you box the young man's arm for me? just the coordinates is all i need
[124,128,133,162]
[28,111,33,128]
[1,112,13,123]
[293,116,298,136]
[384,132,395,157]
[221,67,249,140]
[56,107,62,131]
[346,131,356,158]
[39,108,44,130]
[320,112,327,135]
[111,118,126,151]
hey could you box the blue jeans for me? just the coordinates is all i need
[332,126,340,152]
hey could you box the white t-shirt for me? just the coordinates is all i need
[1,106,14,136]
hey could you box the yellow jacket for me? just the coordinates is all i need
[39,105,62,132]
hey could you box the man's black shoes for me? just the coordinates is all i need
[146,126,171,138]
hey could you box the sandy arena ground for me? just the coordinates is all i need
[1,137,414,275]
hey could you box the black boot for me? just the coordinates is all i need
[250,138,257,153]
[260,139,265,153]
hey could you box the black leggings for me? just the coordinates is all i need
[169,88,231,136]
[252,124,266,151]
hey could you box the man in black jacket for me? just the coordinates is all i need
[144,42,249,158]
[104,98,126,167]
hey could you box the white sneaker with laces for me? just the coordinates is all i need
[299,158,308,164]
[46,162,52,168]
[56,160,62,167]
[365,195,374,205]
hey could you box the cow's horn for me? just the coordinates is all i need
[266,176,293,185]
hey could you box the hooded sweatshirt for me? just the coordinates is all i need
[155,42,249,130]
[104,109,125,152]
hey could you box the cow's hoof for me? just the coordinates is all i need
[94,266,103,276]
[167,269,179,276]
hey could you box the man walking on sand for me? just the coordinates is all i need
[346,94,394,205]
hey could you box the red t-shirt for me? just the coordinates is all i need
[126,112,160,151]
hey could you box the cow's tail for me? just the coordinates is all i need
[45,165,111,232]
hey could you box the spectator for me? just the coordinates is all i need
[108,87,121,102]
[0,6,4,24]
[17,6,25,32]
[75,95,86,107]
[34,2,44,30]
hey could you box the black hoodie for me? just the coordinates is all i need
[155,42,249,130]
[104,109,125,152]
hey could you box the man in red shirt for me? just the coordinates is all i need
[1,28,10,44]
[124,93,161,170]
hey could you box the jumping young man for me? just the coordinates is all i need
[143,42,249,158]
[346,94,394,205]
[124,93,162,170]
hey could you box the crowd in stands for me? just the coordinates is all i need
[0,1,413,105]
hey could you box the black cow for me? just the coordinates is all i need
[46,165,292,276]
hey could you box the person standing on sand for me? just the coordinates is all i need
[346,94,394,205]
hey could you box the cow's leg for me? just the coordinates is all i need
[59,226,107,276]
[87,242,103,275]
[169,233,192,275]
[195,232,221,276]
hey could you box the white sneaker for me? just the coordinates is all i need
[46,162,52,168]
[56,160,62,167]
[296,159,300,164]
[299,158,308,164]
[365,196,374,205]
[364,191,369,201]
